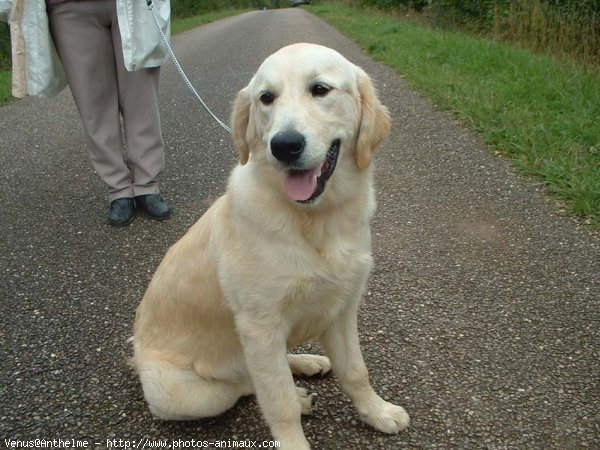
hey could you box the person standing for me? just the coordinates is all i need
[5,0,172,226]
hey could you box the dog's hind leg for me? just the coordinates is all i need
[137,359,250,421]
[288,354,332,377]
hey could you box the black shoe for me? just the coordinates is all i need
[135,194,171,220]
[108,197,135,227]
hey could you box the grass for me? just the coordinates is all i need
[491,0,600,69]
[313,3,600,226]
[171,9,247,34]
[0,70,10,104]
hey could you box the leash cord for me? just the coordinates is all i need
[147,1,232,134]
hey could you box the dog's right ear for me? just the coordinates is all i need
[231,87,252,165]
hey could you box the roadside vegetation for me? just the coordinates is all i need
[312,2,600,226]
[0,22,9,104]
[171,9,247,34]
[1,0,598,225]
[348,0,600,68]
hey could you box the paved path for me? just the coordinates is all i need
[1,9,598,450]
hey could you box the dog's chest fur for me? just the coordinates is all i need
[224,200,373,346]
[222,162,376,346]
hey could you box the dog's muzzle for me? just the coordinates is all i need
[280,139,341,204]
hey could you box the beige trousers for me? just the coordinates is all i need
[48,0,165,201]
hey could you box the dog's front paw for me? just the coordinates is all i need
[358,399,410,434]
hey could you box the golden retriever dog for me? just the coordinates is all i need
[132,43,409,449]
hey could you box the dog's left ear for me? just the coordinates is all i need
[355,69,391,170]
[231,87,252,165]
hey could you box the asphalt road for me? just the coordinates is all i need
[1,8,599,450]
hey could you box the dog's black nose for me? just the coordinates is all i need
[270,131,305,164]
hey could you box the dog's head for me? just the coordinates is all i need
[231,43,390,205]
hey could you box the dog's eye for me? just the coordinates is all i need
[260,91,275,105]
[311,83,331,97]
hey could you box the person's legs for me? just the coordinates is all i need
[48,1,133,201]
[110,18,165,198]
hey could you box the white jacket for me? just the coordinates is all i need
[0,0,171,98]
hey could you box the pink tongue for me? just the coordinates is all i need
[284,166,322,201]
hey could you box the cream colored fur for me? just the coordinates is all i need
[132,43,409,449]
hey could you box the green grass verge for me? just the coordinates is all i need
[0,69,10,104]
[0,9,247,107]
[313,3,600,226]
[171,9,247,34]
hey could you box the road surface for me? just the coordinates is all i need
[1,8,598,450]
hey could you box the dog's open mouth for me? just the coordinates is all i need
[284,139,340,203]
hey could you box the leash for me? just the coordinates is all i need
[147,0,232,134]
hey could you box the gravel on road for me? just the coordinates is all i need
[1,9,598,450]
